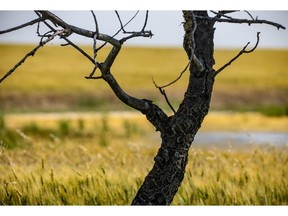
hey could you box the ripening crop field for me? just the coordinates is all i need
[0,45,288,113]
[0,45,288,205]
[0,113,288,205]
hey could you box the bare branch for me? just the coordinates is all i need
[152,78,176,114]
[120,31,153,43]
[115,10,125,31]
[62,37,94,64]
[154,62,190,89]
[141,11,149,32]
[85,66,99,79]
[90,11,140,53]
[195,14,285,30]
[0,29,67,83]
[114,11,153,44]
[244,10,254,20]
[0,17,45,34]
[152,62,190,114]
[35,11,95,64]
[161,89,176,114]
[215,32,261,76]
[217,10,239,16]
[115,10,140,34]
[91,10,99,34]
[96,11,152,50]
[211,10,238,19]
[85,76,103,80]
[91,10,100,70]
[0,10,168,132]
[37,10,121,47]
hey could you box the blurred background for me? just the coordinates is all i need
[0,10,287,205]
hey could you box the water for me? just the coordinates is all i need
[194,131,288,146]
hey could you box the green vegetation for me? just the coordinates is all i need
[0,116,31,149]
[256,104,288,117]
[0,114,287,205]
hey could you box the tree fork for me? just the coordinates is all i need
[0,10,284,206]
[132,11,216,205]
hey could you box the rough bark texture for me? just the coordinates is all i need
[131,11,216,205]
[0,10,284,206]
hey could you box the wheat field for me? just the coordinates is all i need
[0,45,288,205]
[0,45,288,113]
[0,113,288,205]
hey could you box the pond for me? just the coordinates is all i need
[194,131,288,146]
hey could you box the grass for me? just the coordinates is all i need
[3,111,288,133]
[0,45,288,205]
[177,146,288,205]
[0,113,287,205]
[0,45,287,114]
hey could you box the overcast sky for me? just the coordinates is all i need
[0,11,287,48]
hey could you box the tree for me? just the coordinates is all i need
[0,10,285,205]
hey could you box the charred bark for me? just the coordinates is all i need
[1,10,284,206]
[132,11,216,205]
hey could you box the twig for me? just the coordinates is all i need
[115,10,140,33]
[141,11,149,32]
[0,17,45,34]
[152,62,190,114]
[91,10,138,52]
[91,10,99,69]
[154,62,190,89]
[215,32,260,76]
[160,89,176,114]
[97,11,152,50]
[36,11,122,47]
[114,10,153,44]
[0,30,66,83]
[120,31,153,43]
[244,10,254,20]
[35,11,95,64]
[217,10,239,16]
[210,10,237,19]
[195,15,285,30]
[152,78,176,114]
[62,37,94,64]
[85,68,102,79]
[91,10,99,34]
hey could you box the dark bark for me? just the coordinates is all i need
[1,10,283,206]
[131,11,216,205]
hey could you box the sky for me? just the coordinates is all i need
[0,10,287,48]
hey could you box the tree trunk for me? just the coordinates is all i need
[132,11,216,205]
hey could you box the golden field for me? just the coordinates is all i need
[0,114,287,205]
[0,44,288,205]
[0,45,287,113]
